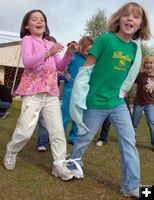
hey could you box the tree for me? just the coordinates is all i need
[83,9,108,41]
[141,42,154,59]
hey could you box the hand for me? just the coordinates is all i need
[48,43,64,56]
[66,43,78,55]
[65,73,71,81]
[58,71,65,77]
[84,55,96,67]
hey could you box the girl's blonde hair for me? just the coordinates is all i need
[108,2,152,40]
[142,55,154,66]
[141,55,154,73]
[78,36,93,55]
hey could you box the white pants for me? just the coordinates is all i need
[7,94,66,161]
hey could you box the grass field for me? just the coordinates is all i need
[0,100,154,200]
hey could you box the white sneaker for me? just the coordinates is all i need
[52,160,74,181]
[96,140,104,147]
[123,187,139,198]
[37,146,46,152]
[71,168,84,179]
[3,151,17,170]
[66,159,84,179]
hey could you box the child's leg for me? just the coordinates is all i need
[132,105,144,132]
[7,95,41,153]
[0,101,11,117]
[42,96,66,161]
[144,104,154,146]
[37,112,49,149]
[70,109,108,166]
[61,87,72,131]
[42,96,73,180]
[0,101,11,110]
[68,121,78,144]
[110,104,140,192]
[4,95,42,170]
[98,118,111,143]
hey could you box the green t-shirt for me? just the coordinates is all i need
[86,32,136,109]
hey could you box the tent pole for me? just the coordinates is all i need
[11,47,21,95]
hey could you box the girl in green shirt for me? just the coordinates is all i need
[68,2,152,198]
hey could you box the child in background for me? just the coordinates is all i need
[0,81,12,119]
[3,9,77,181]
[67,2,151,198]
[62,37,93,145]
[132,55,154,150]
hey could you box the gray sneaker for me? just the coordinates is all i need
[3,151,17,170]
[1,111,9,119]
[52,161,74,181]
[123,187,139,198]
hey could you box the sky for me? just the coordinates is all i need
[0,0,154,48]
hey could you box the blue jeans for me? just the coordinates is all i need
[97,97,132,143]
[0,100,11,117]
[62,86,78,143]
[37,113,49,148]
[70,104,140,192]
[132,104,154,145]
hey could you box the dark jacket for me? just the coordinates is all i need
[0,85,12,103]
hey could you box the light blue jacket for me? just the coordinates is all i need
[70,41,142,135]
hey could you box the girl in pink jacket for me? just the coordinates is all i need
[3,9,77,181]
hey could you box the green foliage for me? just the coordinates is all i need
[83,9,108,41]
[141,42,154,59]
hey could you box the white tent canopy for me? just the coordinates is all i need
[0,42,23,68]
[0,31,23,94]
[0,41,24,94]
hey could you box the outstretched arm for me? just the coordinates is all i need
[84,55,96,67]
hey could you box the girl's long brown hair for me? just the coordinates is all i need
[20,9,50,39]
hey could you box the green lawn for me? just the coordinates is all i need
[0,100,153,200]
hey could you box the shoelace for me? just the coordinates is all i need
[64,158,83,176]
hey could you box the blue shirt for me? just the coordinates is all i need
[64,52,87,88]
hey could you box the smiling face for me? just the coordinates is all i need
[25,11,46,38]
[117,5,143,41]
[143,56,154,75]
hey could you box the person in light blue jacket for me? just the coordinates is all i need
[67,2,152,198]
[62,37,93,145]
